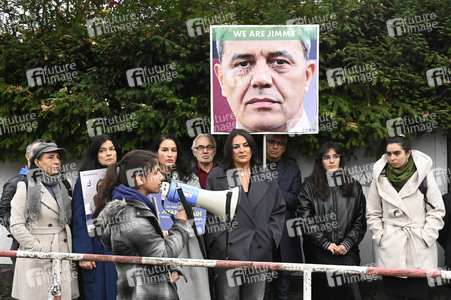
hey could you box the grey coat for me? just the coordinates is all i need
[367,150,445,269]
[205,166,286,262]
[10,181,79,300]
[100,198,191,300]
[170,171,211,300]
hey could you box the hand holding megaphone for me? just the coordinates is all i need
[160,181,240,221]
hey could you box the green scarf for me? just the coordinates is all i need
[386,156,416,192]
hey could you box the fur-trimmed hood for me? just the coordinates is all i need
[98,199,128,250]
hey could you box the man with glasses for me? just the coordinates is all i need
[192,134,217,189]
[265,134,302,300]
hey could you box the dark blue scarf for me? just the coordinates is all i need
[112,184,156,214]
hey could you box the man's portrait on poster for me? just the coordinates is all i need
[211,25,319,134]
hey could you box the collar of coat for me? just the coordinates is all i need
[209,166,275,224]
[372,150,433,216]
[373,150,432,184]
[213,166,274,189]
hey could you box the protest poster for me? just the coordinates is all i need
[80,168,107,237]
[150,192,207,234]
[211,24,319,134]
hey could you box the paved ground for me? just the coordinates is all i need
[268,273,451,299]
[1,265,450,299]
[0,264,13,300]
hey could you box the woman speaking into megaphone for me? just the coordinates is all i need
[97,150,191,299]
[206,129,286,300]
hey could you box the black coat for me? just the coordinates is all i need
[0,173,27,231]
[272,159,303,264]
[297,180,367,264]
[438,192,451,268]
[205,166,286,262]
[298,180,366,300]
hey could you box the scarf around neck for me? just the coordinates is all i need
[387,156,417,192]
[112,184,157,215]
[26,168,72,227]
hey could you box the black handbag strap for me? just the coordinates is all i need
[225,191,232,259]
[419,177,435,209]
[176,187,207,259]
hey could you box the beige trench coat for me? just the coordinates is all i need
[367,150,445,269]
[10,181,79,300]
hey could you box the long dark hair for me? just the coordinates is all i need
[222,129,261,170]
[93,150,159,217]
[305,141,354,201]
[151,133,193,182]
[79,134,122,172]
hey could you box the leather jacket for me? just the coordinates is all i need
[297,180,367,251]
[0,173,27,231]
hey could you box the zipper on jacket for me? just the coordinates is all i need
[331,187,338,243]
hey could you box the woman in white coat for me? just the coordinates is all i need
[366,135,444,299]
[10,142,79,300]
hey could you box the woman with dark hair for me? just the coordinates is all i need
[151,133,211,300]
[151,133,197,183]
[367,135,444,299]
[97,150,191,299]
[72,134,122,299]
[206,129,286,299]
[10,142,79,299]
[297,141,366,300]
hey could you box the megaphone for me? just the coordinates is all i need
[161,181,240,221]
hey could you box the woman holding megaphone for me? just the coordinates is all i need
[206,129,286,300]
[97,150,191,299]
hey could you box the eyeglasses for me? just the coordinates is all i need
[322,154,340,160]
[267,139,286,147]
[194,145,215,151]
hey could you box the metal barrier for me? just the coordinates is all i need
[1,249,450,300]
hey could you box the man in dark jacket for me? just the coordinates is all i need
[0,139,43,267]
[264,134,302,300]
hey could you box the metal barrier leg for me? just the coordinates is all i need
[303,267,312,300]
[49,258,62,300]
